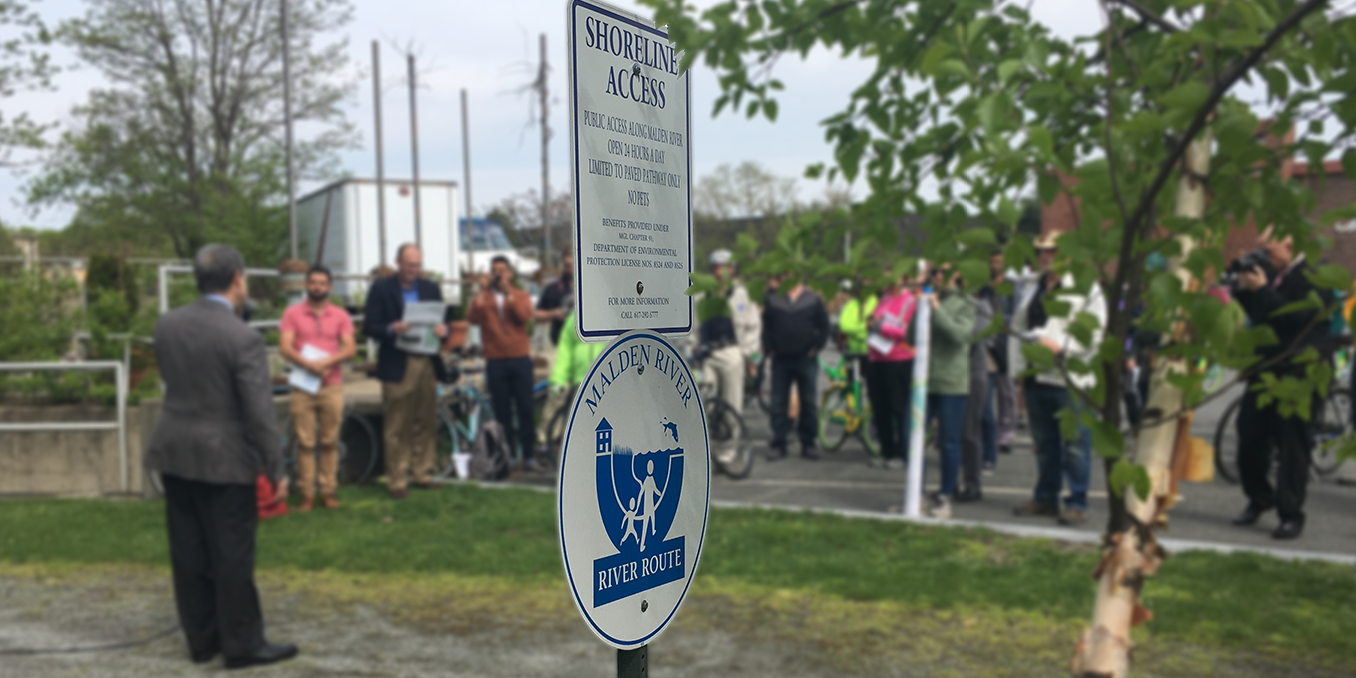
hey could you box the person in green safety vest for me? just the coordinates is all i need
[837,281,879,358]
[549,311,605,393]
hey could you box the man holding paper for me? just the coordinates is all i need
[279,265,356,512]
[363,244,450,499]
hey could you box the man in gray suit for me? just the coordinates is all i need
[145,244,299,669]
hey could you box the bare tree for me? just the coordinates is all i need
[28,0,356,262]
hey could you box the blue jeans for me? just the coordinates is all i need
[1023,381,1092,510]
[928,393,967,497]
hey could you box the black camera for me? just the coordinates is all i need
[1225,248,1272,286]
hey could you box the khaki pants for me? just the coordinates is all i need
[383,356,438,490]
[290,383,344,498]
[707,346,744,464]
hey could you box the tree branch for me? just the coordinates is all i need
[1110,0,1182,33]
[1123,0,1330,244]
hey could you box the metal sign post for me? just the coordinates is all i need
[568,0,693,342]
[904,286,932,518]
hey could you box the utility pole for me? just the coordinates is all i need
[408,52,422,249]
[282,0,296,260]
[462,88,474,275]
[539,33,551,269]
[373,41,387,266]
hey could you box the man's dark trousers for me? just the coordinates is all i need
[770,354,818,452]
[162,474,265,659]
[1237,380,1312,521]
[487,356,536,461]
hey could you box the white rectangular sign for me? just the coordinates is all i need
[568,0,693,342]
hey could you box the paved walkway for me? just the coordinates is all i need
[702,378,1356,559]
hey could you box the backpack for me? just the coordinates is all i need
[468,419,514,481]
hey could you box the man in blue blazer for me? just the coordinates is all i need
[363,244,449,498]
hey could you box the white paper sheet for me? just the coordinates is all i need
[288,344,330,394]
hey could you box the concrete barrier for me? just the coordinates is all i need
[0,401,161,497]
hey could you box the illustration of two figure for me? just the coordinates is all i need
[620,459,663,552]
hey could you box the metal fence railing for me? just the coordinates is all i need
[0,361,129,493]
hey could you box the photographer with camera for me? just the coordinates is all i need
[469,255,538,471]
[1231,227,1333,540]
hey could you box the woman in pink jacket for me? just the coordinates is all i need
[865,274,917,469]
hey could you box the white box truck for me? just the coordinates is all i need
[297,178,541,307]
[297,178,464,306]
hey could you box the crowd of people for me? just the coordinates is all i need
[138,225,1334,667]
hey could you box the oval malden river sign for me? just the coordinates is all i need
[558,330,710,649]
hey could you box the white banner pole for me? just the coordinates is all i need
[904,286,931,518]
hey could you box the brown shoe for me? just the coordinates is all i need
[1058,507,1088,525]
[389,487,409,500]
[297,495,315,513]
[1012,500,1059,517]
[320,494,341,510]
[411,480,440,490]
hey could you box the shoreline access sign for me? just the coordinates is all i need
[557,330,710,649]
[568,0,693,341]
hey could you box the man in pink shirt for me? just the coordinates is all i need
[279,266,356,512]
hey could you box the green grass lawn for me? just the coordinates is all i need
[2,483,1354,667]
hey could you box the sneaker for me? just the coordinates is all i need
[1058,507,1088,526]
[999,444,1013,454]
[801,443,820,460]
[867,457,886,468]
[1012,500,1058,517]
[928,495,953,519]
[885,458,905,470]
[982,462,996,478]
[766,446,788,462]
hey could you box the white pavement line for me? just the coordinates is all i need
[709,500,1356,567]
[725,478,1110,499]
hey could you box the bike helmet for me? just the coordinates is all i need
[708,249,734,267]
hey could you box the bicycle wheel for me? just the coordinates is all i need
[1312,388,1350,476]
[858,395,880,456]
[1213,396,1243,484]
[708,398,753,479]
[544,403,570,466]
[818,384,851,452]
[337,412,379,485]
[433,404,461,479]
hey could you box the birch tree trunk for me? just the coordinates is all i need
[1071,134,1211,678]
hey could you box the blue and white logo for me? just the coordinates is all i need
[592,417,685,607]
[558,330,709,649]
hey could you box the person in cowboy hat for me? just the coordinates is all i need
[1008,231,1106,526]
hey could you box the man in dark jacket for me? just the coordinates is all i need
[1231,228,1334,540]
[363,244,449,499]
[144,244,297,669]
[762,278,830,460]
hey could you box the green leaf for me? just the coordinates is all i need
[1088,416,1125,460]
[1342,150,1356,183]
[1158,81,1210,113]
[931,59,971,80]
[958,259,989,290]
[685,272,721,296]
[1109,458,1151,501]
[996,197,1019,227]
[958,227,998,248]
[763,99,779,122]
[997,59,1023,84]
[1309,264,1353,292]
[1027,125,1053,158]
[1037,171,1059,204]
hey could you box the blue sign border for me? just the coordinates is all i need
[569,0,694,340]
[556,330,710,648]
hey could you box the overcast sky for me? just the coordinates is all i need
[3,0,1104,231]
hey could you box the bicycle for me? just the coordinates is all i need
[432,366,500,479]
[1212,386,1349,484]
[278,401,381,486]
[689,349,755,479]
[818,352,879,455]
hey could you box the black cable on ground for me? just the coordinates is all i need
[0,624,180,656]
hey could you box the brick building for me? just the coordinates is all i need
[1041,161,1356,275]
